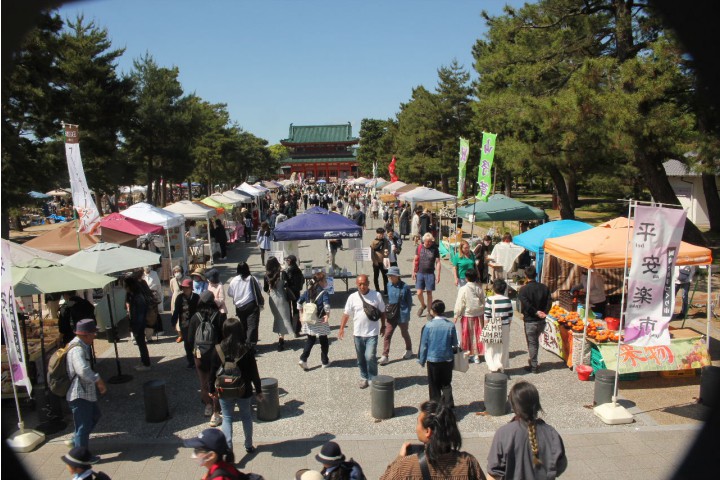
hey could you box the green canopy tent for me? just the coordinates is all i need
[201,196,235,213]
[456,194,547,222]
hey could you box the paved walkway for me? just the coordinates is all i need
[10,215,716,479]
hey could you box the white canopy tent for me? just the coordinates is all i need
[163,200,217,262]
[223,190,253,203]
[238,182,264,197]
[121,202,188,272]
[252,183,270,192]
[398,187,456,203]
[351,177,369,185]
[381,181,407,193]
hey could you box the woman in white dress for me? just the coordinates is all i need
[410,207,421,245]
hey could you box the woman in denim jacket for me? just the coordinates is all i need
[418,300,458,407]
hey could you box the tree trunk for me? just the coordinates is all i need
[634,153,706,245]
[547,165,575,219]
[146,158,154,206]
[566,169,578,211]
[613,0,634,62]
[702,172,720,232]
[504,171,512,197]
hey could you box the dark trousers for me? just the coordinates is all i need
[218,241,227,258]
[300,335,329,365]
[373,263,388,293]
[382,320,411,356]
[236,302,260,347]
[524,320,546,369]
[180,326,193,366]
[131,323,150,366]
[244,228,251,243]
[427,361,454,407]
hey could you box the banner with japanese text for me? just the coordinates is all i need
[457,138,469,199]
[64,124,101,233]
[596,337,710,373]
[476,132,497,201]
[388,156,399,182]
[1,241,32,394]
[624,206,686,346]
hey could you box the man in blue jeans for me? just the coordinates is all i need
[339,274,386,389]
[65,319,107,450]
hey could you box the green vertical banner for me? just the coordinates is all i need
[457,137,469,199]
[476,131,497,201]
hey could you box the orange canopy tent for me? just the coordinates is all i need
[543,219,712,269]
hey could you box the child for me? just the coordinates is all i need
[61,446,110,480]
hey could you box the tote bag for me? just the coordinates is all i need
[480,299,503,344]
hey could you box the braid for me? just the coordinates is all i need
[527,420,542,467]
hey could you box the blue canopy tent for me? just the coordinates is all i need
[513,220,592,280]
[273,209,362,241]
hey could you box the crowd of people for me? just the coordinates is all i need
[51,182,576,480]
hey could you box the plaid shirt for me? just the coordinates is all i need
[65,337,99,402]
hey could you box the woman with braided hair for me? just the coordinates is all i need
[381,400,485,479]
[487,381,567,480]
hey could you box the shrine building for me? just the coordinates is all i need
[280,123,359,181]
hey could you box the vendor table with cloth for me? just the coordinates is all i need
[590,328,710,374]
[303,270,354,291]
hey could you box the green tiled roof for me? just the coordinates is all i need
[281,123,359,144]
[285,156,357,164]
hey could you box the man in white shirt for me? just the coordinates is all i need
[339,275,386,389]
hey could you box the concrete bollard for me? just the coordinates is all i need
[143,380,169,423]
[593,369,616,406]
[371,375,395,420]
[257,378,280,421]
[484,372,508,416]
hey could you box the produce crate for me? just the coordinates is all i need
[659,369,698,378]
[558,290,577,312]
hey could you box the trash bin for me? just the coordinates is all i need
[700,366,720,409]
[594,369,616,406]
[143,380,169,423]
[257,378,280,421]
[484,373,508,416]
[371,375,395,420]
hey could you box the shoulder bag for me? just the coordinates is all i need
[358,293,382,322]
[281,271,297,303]
[480,299,503,344]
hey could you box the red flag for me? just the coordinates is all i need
[388,156,399,182]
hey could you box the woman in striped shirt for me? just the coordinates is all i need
[484,279,514,373]
[297,272,332,370]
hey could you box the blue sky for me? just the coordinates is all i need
[58,0,527,144]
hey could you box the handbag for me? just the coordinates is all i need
[480,299,503,344]
[359,293,382,322]
[453,346,470,373]
[385,303,400,322]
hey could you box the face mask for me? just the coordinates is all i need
[192,450,209,466]
[193,280,203,289]
[174,272,182,280]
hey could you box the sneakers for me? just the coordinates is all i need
[403,350,414,360]
[298,360,308,371]
[64,439,74,448]
[134,364,151,372]
[358,379,369,389]
[209,414,222,427]
[204,404,213,417]
[321,362,330,369]
[379,355,389,365]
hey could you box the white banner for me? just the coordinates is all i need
[65,124,101,234]
[353,247,372,262]
[625,206,686,346]
[1,242,32,394]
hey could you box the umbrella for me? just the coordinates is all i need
[28,191,52,199]
[12,258,115,296]
[2,239,66,266]
[61,242,161,275]
[45,189,71,197]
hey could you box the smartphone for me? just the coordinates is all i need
[406,444,425,456]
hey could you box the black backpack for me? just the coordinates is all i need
[214,346,246,398]
[193,311,218,355]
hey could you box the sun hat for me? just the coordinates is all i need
[73,319,98,335]
[180,278,193,288]
[387,266,401,277]
[315,441,345,467]
[295,469,324,480]
[61,446,99,468]
[183,428,229,456]
[191,267,206,280]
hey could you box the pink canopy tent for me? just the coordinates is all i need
[99,212,164,236]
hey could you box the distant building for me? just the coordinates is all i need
[280,123,359,181]
[663,159,719,228]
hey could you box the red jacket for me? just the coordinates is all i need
[203,461,243,480]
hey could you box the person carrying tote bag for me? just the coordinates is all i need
[483,279,514,373]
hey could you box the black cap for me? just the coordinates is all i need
[315,441,345,466]
[183,428,228,455]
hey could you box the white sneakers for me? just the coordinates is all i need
[380,351,414,365]
[298,360,308,371]
[379,355,389,365]
[403,350,414,360]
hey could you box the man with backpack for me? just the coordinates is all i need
[64,320,106,449]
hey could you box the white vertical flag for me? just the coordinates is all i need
[1,242,32,394]
[64,124,101,233]
[624,206,686,346]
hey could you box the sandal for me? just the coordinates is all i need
[417,305,426,317]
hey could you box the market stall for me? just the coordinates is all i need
[23,224,101,256]
[120,202,188,278]
[98,212,163,247]
[541,219,713,373]
[164,200,217,266]
[381,181,407,194]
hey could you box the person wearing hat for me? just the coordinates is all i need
[296,469,324,480]
[172,278,200,368]
[191,267,209,295]
[61,446,109,479]
[188,290,224,425]
[183,428,245,479]
[380,267,414,366]
[65,319,106,449]
[316,441,365,480]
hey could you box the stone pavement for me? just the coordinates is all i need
[10,214,717,479]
